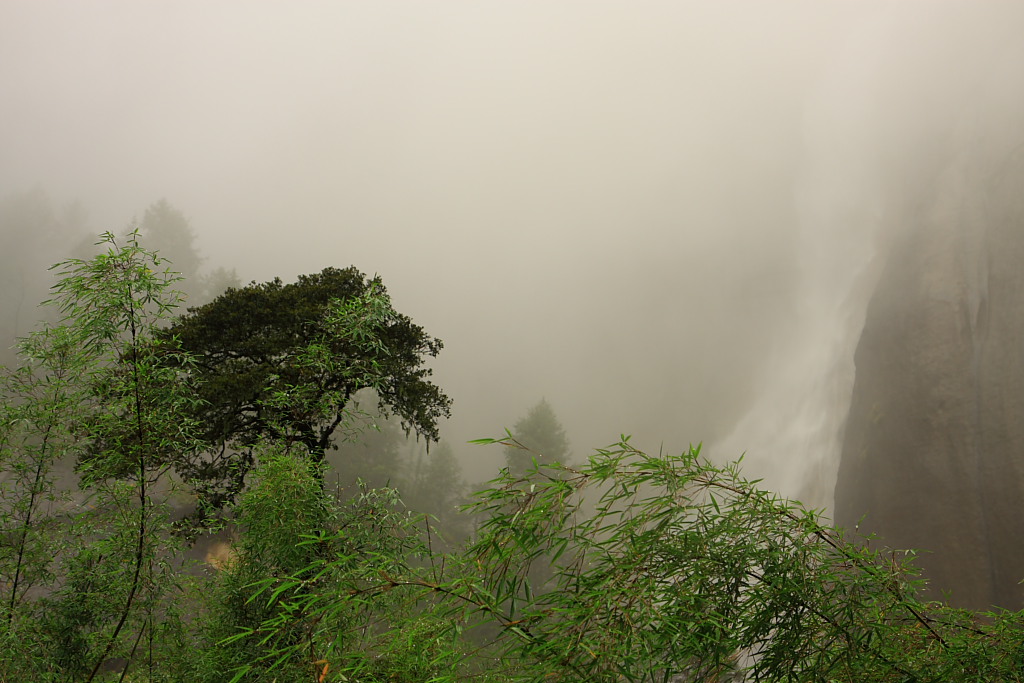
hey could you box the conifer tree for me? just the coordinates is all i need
[504,398,570,478]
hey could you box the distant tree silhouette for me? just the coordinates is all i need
[504,398,570,478]
[138,199,239,304]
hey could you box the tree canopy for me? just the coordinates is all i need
[162,266,452,510]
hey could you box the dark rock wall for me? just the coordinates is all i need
[835,151,1024,610]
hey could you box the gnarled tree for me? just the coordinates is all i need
[161,267,451,511]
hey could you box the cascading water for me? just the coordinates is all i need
[708,9,898,512]
[715,4,1024,609]
[713,4,1023,499]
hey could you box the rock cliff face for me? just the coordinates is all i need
[835,148,1024,610]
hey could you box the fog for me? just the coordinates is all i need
[2,2,1021,506]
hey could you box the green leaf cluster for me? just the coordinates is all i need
[161,267,452,513]
[224,435,1024,683]
[0,231,196,681]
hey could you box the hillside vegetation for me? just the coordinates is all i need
[0,234,1021,682]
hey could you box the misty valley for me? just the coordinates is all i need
[0,199,1022,682]
[4,2,1024,681]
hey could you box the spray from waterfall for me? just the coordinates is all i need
[709,3,1024,514]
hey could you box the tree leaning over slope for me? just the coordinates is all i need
[161,267,452,511]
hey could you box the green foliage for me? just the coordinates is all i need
[0,230,466,681]
[0,231,199,681]
[0,325,84,627]
[200,446,444,683]
[188,431,1024,683]
[457,437,1024,682]
[236,443,333,575]
[187,443,334,682]
[47,231,202,682]
[162,267,452,513]
[47,229,204,492]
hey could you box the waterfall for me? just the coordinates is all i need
[709,3,1024,518]
[707,10,897,512]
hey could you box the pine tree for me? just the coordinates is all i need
[504,398,570,478]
